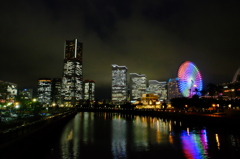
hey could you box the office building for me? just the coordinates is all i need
[19,89,33,100]
[52,78,62,105]
[167,78,182,100]
[220,68,240,99]
[148,80,167,101]
[111,64,128,105]
[0,80,17,103]
[83,80,95,101]
[37,78,52,105]
[129,73,147,102]
[61,39,83,106]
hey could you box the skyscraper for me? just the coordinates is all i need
[61,39,83,106]
[83,80,95,102]
[111,64,128,105]
[37,78,52,105]
[129,73,147,102]
[167,78,182,100]
[52,78,62,105]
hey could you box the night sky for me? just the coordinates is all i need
[1,0,240,100]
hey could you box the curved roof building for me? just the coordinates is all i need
[233,67,240,82]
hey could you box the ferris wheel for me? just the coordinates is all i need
[178,61,203,97]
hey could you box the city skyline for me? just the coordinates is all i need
[1,0,240,100]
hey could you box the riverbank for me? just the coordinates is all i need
[0,110,77,158]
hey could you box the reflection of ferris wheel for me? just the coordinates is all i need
[178,61,203,97]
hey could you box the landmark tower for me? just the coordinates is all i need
[61,39,83,106]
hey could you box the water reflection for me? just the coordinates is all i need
[60,112,96,159]
[181,128,209,159]
[111,116,127,158]
[55,112,240,159]
[215,134,220,150]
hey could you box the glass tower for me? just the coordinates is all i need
[111,64,128,105]
[61,39,83,106]
[130,73,147,102]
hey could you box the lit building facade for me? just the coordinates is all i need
[129,73,146,102]
[111,64,128,105]
[141,93,160,106]
[222,83,240,99]
[37,78,52,105]
[135,93,161,109]
[0,80,17,103]
[148,80,167,101]
[83,80,95,101]
[19,89,33,100]
[219,68,240,99]
[167,78,182,100]
[52,78,62,105]
[61,39,83,106]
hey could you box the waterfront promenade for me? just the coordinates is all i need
[0,110,77,156]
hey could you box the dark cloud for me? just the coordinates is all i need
[0,0,240,99]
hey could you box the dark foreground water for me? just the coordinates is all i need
[7,112,240,159]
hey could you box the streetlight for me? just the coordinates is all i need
[14,102,19,108]
[212,104,216,111]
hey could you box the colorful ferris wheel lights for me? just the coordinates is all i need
[178,61,203,97]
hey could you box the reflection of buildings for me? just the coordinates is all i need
[83,80,95,101]
[37,78,52,105]
[19,88,33,100]
[52,78,62,105]
[111,64,128,105]
[111,116,127,159]
[62,39,83,106]
[129,73,146,102]
[0,80,17,103]
[167,78,182,100]
[148,80,167,101]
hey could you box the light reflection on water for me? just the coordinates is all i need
[181,129,209,159]
[55,112,240,159]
